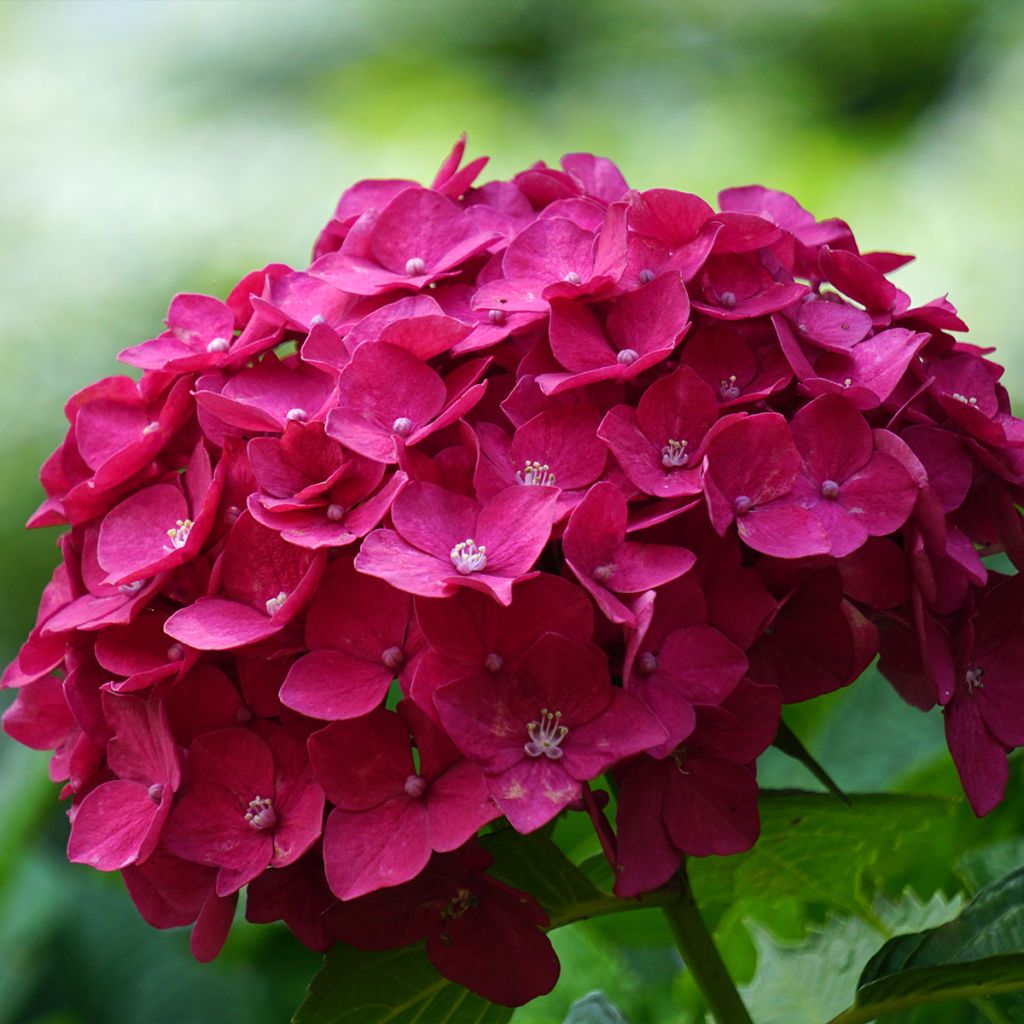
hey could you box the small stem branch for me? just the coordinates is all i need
[663,862,754,1024]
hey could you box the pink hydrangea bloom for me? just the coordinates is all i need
[4,139,1023,998]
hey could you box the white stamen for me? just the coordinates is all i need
[661,439,689,469]
[952,392,978,407]
[309,314,325,327]
[450,539,487,575]
[593,563,615,583]
[842,378,853,388]
[142,421,160,436]
[405,257,426,276]
[966,667,984,693]
[245,796,277,831]
[392,416,414,437]
[524,709,569,760]
[286,408,307,422]
[265,591,288,616]
[515,460,556,487]
[617,348,639,366]
[719,374,740,400]
[119,580,144,596]
[166,518,193,550]
[563,271,582,286]
[206,337,230,353]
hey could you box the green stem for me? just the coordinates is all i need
[663,862,754,1024]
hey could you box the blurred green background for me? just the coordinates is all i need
[2,1,1023,1021]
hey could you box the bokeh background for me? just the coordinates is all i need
[2,2,1023,1021]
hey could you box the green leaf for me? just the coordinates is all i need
[772,719,849,803]
[688,792,956,921]
[483,828,610,928]
[293,943,512,1024]
[829,866,1024,1023]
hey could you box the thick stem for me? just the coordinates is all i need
[663,862,754,1024]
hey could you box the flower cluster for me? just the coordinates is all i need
[4,138,1023,1005]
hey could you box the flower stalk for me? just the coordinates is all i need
[663,862,754,1024]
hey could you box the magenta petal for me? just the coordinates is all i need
[307,711,410,810]
[662,756,760,856]
[561,688,666,780]
[326,344,446,463]
[426,761,498,852]
[476,485,557,575]
[323,800,430,900]
[67,781,162,870]
[280,650,392,720]
[355,530,458,599]
[791,394,872,483]
[737,501,831,558]
[164,598,283,650]
[614,760,679,898]
[490,757,581,833]
[945,695,1008,817]
[603,541,695,593]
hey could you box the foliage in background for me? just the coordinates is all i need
[1,2,1023,1021]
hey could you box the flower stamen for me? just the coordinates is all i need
[524,709,569,760]
[450,539,487,575]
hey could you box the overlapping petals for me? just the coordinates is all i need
[5,138,1023,1006]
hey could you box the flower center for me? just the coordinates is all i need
[326,503,344,522]
[405,257,426,276]
[966,666,984,693]
[525,709,569,759]
[119,580,144,595]
[484,652,504,674]
[381,646,404,671]
[563,271,582,285]
[842,377,853,388]
[671,746,690,775]
[450,539,487,575]
[142,421,160,436]
[719,374,740,400]
[392,416,414,437]
[638,268,655,285]
[147,783,164,803]
[733,495,753,516]
[245,796,277,831]
[206,337,230,353]
[636,651,659,676]
[593,562,615,583]
[442,887,479,921]
[821,479,841,500]
[286,408,307,422]
[719,291,737,308]
[617,348,639,366]
[661,439,689,469]
[265,591,288,616]
[403,774,427,799]
[166,518,193,550]
[488,308,506,324]
[166,643,184,661]
[516,459,556,487]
